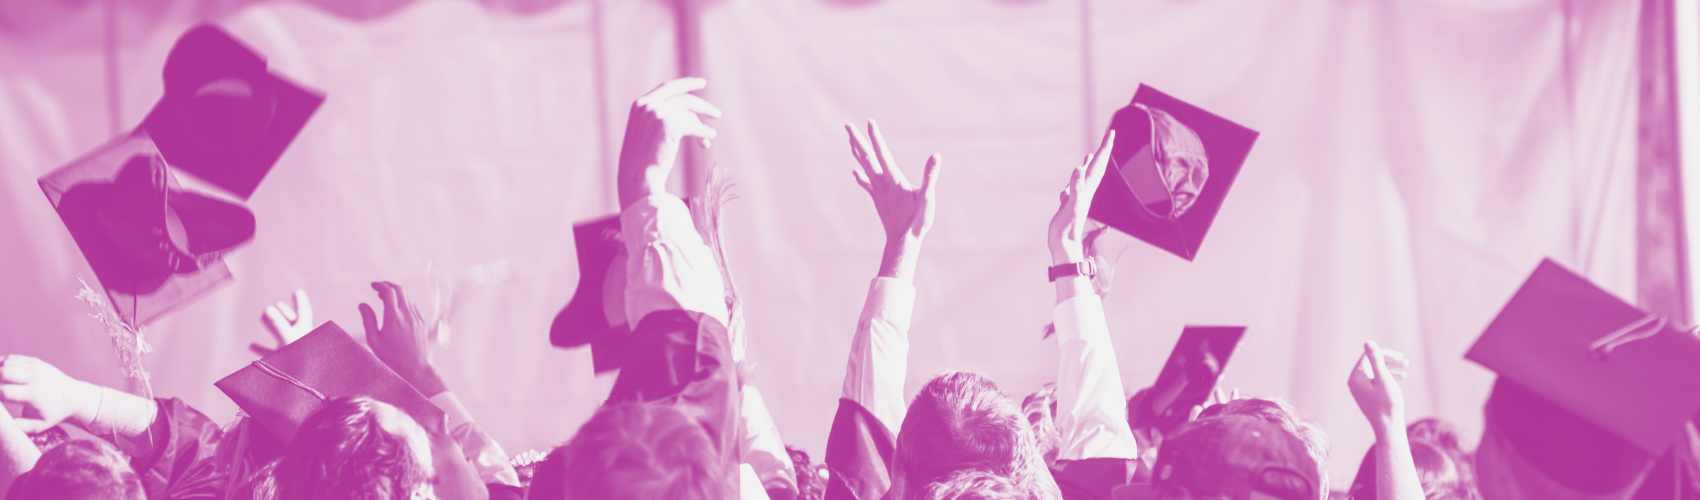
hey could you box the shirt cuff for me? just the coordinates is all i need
[619,193,729,327]
[864,277,916,331]
[430,392,477,429]
[86,387,157,438]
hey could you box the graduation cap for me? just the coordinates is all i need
[215,321,446,444]
[1089,84,1258,261]
[1138,326,1245,435]
[139,23,324,200]
[1465,258,1700,458]
[38,134,251,326]
[549,215,633,373]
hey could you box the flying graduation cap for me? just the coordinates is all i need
[1089,85,1257,261]
[39,23,322,327]
[1136,326,1246,435]
[550,215,634,373]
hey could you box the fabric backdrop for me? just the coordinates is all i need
[0,0,1647,484]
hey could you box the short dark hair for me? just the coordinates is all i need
[893,372,1045,498]
[273,396,431,500]
[556,402,724,499]
[1199,396,1329,491]
[6,438,145,500]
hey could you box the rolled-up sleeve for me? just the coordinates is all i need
[841,277,914,437]
[620,194,729,328]
[1053,294,1139,461]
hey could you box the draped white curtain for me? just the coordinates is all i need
[0,0,1644,482]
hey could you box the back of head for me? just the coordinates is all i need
[921,469,1035,500]
[1348,439,1473,500]
[894,372,1045,499]
[555,402,723,500]
[1199,396,1329,493]
[1151,415,1322,500]
[1022,383,1060,467]
[273,396,432,500]
[6,438,145,500]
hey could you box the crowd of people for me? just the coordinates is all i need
[1,47,1694,499]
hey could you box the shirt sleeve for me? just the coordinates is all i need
[620,193,729,328]
[841,277,915,437]
[741,385,799,495]
[430,392,521,487]
[1053,294,1139,461]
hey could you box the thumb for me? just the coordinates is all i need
[359,303,381,341]
[921,154,942,201]
[13,418,53,434]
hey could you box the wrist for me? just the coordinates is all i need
[65,380,104,427]
[1370,412,1407,436]
[405,367,449,399]
[879,237,922,280]
[1050,245,1084,266]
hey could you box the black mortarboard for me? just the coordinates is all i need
[139,23,324,200]
[1089,84,1258,261]
[1466,258,1700,456]
[215,321,447,444]
[550,215,632,373]
[1142,326,1245,435]
[39,134,252,327]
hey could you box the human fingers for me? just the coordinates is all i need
[846,123,882,176]
[852,169,873,193]
[1365,341,1394,384]
[292,289,313,327]
[921,154,942,202]
[275,300,297,324]
[1083,129,1116,191]
[867,120,908,186]
[653,93,723,120]
[359,302,383,341]
[374,282,402,332]
[249,343,277,357]
[0,384,29,403]
[0,356,40,384]
[263,305,291,337]
[636,77,707,107]
[668,112,719,142]
[11,418,53,434]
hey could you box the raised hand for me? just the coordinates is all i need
[359,282,445,397]
[1049,129,1115,266]
[1348,340,1411,431]
[845,119,941,280]
[617,77,722,209]
[0,355,100,433]
[252,289,314,356]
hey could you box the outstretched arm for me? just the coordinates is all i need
[839,119,941,435]
[1349,341,1423,500]
[361,281,518,497]
[1048,130,1140,461]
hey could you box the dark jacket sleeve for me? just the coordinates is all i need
[605,309,742,497]
[102,398,229,500]
[1050,458,1137,500]
[825,398,895,500]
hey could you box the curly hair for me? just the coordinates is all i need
[557,402,726,500]
[6,438,145,500]
[922,468,1036,500]
[272,396,432,500]
[893,372,1050,499]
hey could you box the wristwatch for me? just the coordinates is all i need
[1048,260,1097,282]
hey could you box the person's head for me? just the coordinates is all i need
[1197,396,1329,495]
[1146,415,1322,500]
[552,402,725,500]
[787,445,827,500]
[1348,434,1473,500]
[1022,383,1060,467]
[891,371,1051,499]
[1474,378,1651,500]
[921,469,1035,500]
[6,438,145,500]
[273,395,434,500]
